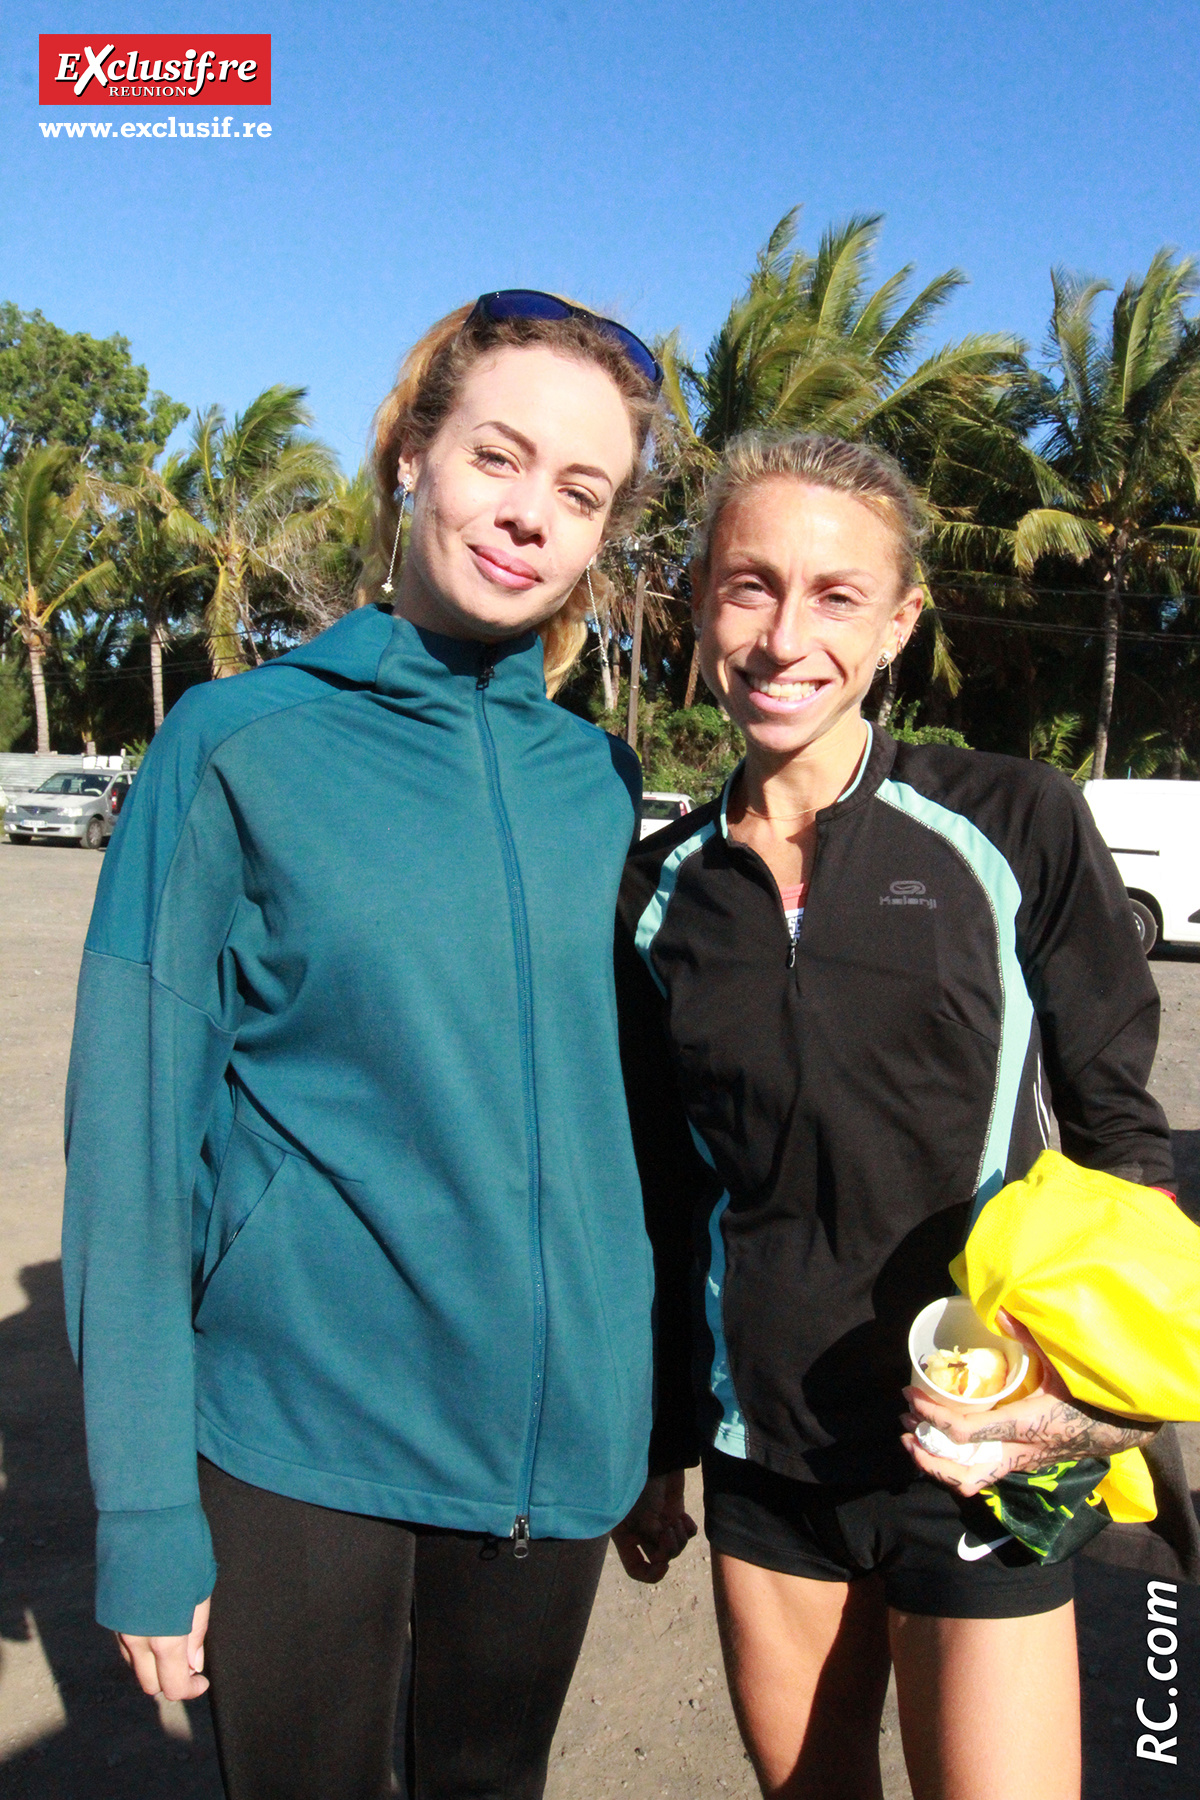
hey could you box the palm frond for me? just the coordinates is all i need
[657,333,698,440]
[809,214,883,338]
[923,595,962,696]
[871,270,969,375]
[846,266,913,351]
[1013,507,1103,570]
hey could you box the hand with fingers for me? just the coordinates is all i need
[611,1470,698,1583]
[116,1597,211,1700]
[900,1311,1159,1498]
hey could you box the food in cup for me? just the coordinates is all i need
[908,1295,1040,1411]
[920,1344,1011,1401]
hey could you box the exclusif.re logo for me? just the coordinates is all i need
[38,35,271,105]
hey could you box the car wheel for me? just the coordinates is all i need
[82,817,106,850]
[1128,897,1158,955]
[7,833,31,845]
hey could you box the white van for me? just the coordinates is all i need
[1084,779,1200,953]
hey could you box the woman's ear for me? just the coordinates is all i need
[892,586,924,654]
[397,444,421,495]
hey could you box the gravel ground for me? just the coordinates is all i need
[0,840,1196,1800]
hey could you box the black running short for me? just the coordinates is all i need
[702,1447,1075,1619]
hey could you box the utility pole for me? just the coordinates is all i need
[625,565,646,752]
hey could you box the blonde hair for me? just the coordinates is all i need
[692,431,928,589]
[366,302,660,695]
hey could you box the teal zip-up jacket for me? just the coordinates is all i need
[62,606,652,1636]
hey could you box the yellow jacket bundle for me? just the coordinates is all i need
[951,1148,1200,1525]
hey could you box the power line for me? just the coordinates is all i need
[16,658,214,687]
[928,574,1196,606]
[931,609,1200,645]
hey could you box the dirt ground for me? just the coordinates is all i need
[1,840,1197,1800]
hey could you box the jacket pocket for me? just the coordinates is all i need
[197,1121,287,1296]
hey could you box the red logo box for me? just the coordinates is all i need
[39,35,271,105]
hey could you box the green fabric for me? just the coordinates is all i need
[982,1458,1113,1562]
[64,609,650,1634]
[96,1504,217,1637]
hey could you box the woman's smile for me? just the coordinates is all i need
[468,542,541,590]
[736,669,829,714]
[696,479,922,759]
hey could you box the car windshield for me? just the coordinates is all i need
[641,799,682,820]
[36,774,109,796]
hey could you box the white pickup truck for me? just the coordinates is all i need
[1084,779,1200,953]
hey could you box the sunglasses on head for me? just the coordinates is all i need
[468,289,663,391]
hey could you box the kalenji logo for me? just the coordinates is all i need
[880,879,938,910]
[38,35,271,105]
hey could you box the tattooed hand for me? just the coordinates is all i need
[900,1311,1159,1497]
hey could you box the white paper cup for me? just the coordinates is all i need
[907,1296,1029,1411]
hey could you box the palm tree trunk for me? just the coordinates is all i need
[149,605,166,732]
[645,642,662,703]
[875,674,897,728]
[598,621,615,712]
[684,640,701,708]
[207,559,249,679]
[640,701,655,778]
[1092,569,1122,780]
[626,567,646,752]
[28,639,50,755]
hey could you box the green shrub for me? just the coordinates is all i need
[886,700,971,750]
[0,660,30,753]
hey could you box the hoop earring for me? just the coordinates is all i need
[380,480,412,597]
[876,651,893,672]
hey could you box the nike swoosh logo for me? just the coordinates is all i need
[957,1532,1014,1561]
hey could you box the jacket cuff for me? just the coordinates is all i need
[96,1502,217,1636]
[648,1422,701,1478]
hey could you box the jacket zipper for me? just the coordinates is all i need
[731,839,803,969]
[474,642,544,1560]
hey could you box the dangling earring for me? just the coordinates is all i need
[876,651,893,672]
[585,561,596,613]
[380,479,412,597]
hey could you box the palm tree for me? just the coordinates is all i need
[0,445,114,752]
[275,466,375,636]
[119,448,208,730]
[668,211,1020,456]
[177,386,339,678]
[646,210,1026,714]
[1012,252,1200,777]
[51,609,129,750]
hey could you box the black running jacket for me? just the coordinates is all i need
[616,730,1174,1484]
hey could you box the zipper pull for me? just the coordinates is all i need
[510,1514,531,1559]
[477,645,496,690]
[787,941,797,969]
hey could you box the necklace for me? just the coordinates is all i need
[739,801,821,824]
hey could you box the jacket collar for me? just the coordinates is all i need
[374,611,546,708]
[271,602,546,705]
[716,721,898,842]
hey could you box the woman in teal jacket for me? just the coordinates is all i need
[63,294,691,1799]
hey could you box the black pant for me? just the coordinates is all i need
[198,1457,609,1800]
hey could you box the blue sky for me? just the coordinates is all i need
[6,1,1199,472]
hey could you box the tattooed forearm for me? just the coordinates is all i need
[962,1398,1159,1465]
